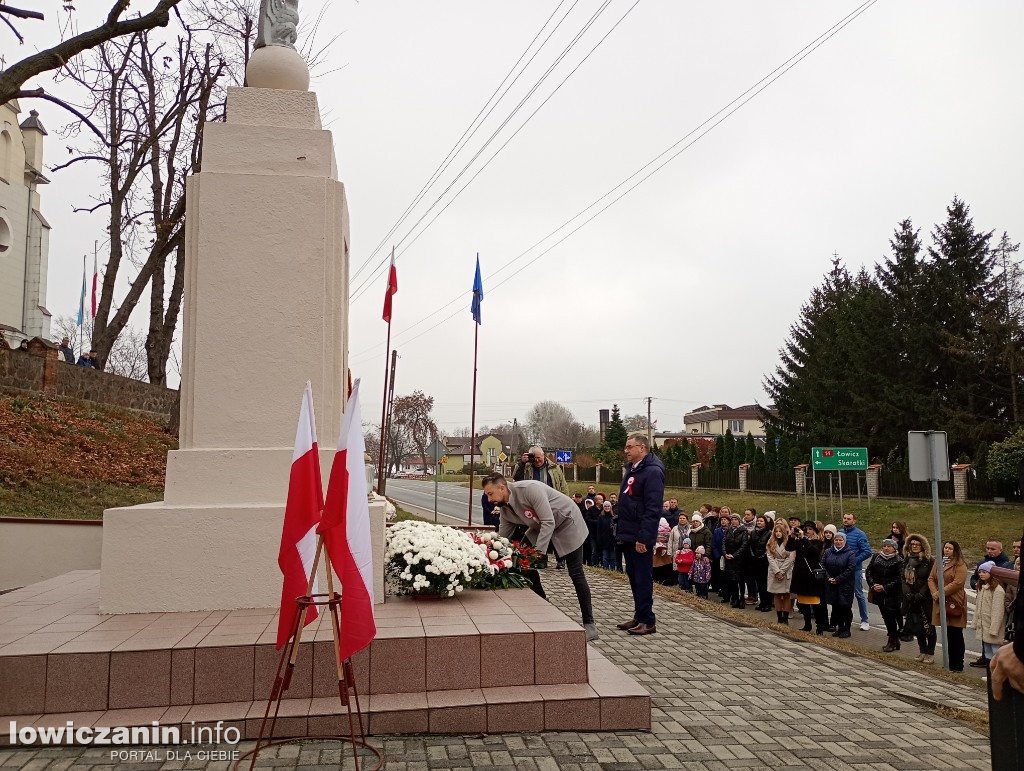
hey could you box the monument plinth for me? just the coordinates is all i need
[100,85,385,614]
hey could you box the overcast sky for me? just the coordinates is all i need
[26,0,1024,434]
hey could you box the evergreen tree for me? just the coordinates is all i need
[604,404,628,453]
[764,426,779,470]
[722,429,736,470]
[751,443,766,471]
[744,432,756,464]
[713,435,725,471]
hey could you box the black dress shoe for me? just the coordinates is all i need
[616,619,638,631]
[627,623,657,635]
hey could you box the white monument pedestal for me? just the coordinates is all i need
[100,87,385,613]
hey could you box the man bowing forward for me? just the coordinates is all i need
[481,473,598,641]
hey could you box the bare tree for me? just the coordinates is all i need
[0,0,183,109]
[524,400,577,446]
[390,391,439,473]
[55,22,225,382]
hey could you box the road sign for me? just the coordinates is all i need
[440,456,448,465]
[556,450,572,464]
[811,447,868,471]
[908,431,949,482]
[498,452,508,462]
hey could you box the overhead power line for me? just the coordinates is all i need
[349,0,625,303]
[349,0,878,365]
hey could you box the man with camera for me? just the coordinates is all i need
[512,446,569,494]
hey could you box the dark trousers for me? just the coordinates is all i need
[582,533,595,566]
[710,558,722,593]
[560,543,594,625]
[745,558,764,602]
[946,626,965,671]
[524,569,546,599]
[694,582,709,599]
[601,546,615,571]
[614,543,626,572]
[918,626,937,655]
[801,601,829,631]
[753,557,770,607]
[831,604,853,631]
[879,606,900,637]
[623,545,655,626]
[676,572,691,591]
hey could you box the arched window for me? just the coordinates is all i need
[0,128,13,182]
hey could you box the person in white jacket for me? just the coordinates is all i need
[973,560,1007,664]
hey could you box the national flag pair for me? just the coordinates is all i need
[277,380,376,661]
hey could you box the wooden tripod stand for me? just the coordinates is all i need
[237,536,381,771]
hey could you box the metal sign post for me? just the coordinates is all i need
[909,430,950,670]
[433,440,440,523]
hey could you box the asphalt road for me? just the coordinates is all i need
[384,478,484,526]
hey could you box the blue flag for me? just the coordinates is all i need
[76,256,86,326]
[471,254,483,325]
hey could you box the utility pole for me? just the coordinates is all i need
[646,396,653,449]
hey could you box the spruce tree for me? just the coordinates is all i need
[744,432,756,464]
[604,404,628,453]
[713,435,725,471]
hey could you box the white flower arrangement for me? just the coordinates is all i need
[385,520,488,597]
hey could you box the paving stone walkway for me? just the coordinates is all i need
[0,569,992,770]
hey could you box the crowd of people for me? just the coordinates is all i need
[0,332,99,367]
[570,490,1021,672]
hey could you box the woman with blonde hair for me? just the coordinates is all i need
[929,540,969,671]
[789,520,829,634]
[766,518,796,624]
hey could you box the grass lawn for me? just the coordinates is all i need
[1,474,164,519]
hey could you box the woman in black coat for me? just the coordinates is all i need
[865,538,905,652]
[749,514,773,611]
[789,521,829,634]
[902,533,936,663]
[723,512,750,608]
[822,530,858,638]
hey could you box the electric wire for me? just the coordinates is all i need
[348,0,877,365]
[349,0,576,284]
[349,0,621,301]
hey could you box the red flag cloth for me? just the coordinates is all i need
[91,250,98,318]
[382,252,398,323]
[319,378,376,661]
[276,381,323,649]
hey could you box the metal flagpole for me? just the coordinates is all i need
[433,435,439,523]
[468,319,479,527]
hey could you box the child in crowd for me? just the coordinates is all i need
[690,545,711,598]
[675,537,694,591]
[973,560,1007,663]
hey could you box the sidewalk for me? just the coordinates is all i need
[0,569,992,770]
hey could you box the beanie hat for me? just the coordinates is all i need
[833,531,847,541]
[978,560,996,574]
[823,524,838,536]
[696,545,705,555]
[683,538,691,546]
[882,538,898,550]
[692,512,702,522]
[729,512,741,521]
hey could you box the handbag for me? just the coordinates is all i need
[945,596,964,620]
[803,555,826,582]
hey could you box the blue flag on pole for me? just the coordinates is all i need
[76,256,86,326]
[471,254,483,325]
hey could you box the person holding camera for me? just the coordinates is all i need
[511,446,568,493]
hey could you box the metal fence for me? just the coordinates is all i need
[875,469,953,500]
[697,467,740,490]
[746,468,796,493]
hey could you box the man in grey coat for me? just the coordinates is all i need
[482,472,598,641]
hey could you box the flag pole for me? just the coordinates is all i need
[468,305,480,527]
[376,248,395,496]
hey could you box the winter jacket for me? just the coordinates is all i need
[723,526,749,572]
[512,460,569,494]
[675,548,695,574]
[840,524,872,564]
[597,512,616,549]
[687,523,713,555]
[865,552,904,611]
[901,554,934,635]
[929,560,968,629]
[748,527,771,560]
[712,526,727,559]
[615,452,666,546]
[766,539,796,594]
[789,537,825,598]
[974,584,1007,645]
[822,544,858,607]
[667,524,691,557]
[690,556,712,585]
[970,550,1012,590]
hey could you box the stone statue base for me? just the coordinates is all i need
[99,86,379,613]
[246,45,310,91]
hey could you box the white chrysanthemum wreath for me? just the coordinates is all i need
[384,520,488,597]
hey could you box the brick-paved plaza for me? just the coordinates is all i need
[0,569,992,770]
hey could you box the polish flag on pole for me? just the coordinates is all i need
[319,378,376,661]
[382,248,398,323]
[275,381,323,650]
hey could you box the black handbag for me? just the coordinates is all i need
[804,555,826,582]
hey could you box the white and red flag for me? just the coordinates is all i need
[90,249,98,318]
[319,378,376,661]
[276,381,323,650]
[382,248,398,323]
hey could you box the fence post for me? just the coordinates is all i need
[596,464,601,484]
[690,463,700,490]
[951,463,970,503]
[866,464,882,499]
[573,464,578,482]
[738,463,749,492]
[794,463,807,495]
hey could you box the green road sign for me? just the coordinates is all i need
[811,447,868,471]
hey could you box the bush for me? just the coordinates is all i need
[987,428,1024,483]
